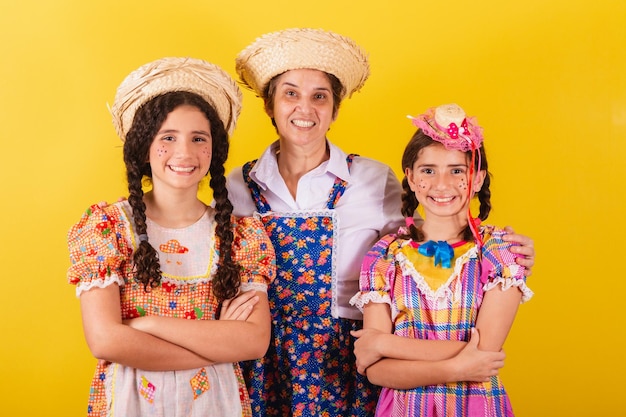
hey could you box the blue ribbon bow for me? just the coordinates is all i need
[418,240,455,268]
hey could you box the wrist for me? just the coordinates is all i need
[443,357,460,382]
[377,333,393,358]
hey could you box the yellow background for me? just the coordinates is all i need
[1,0,624,415]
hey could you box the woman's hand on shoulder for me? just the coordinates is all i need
[96,196,127,209]
[502,226,535,275]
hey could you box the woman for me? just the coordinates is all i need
[227,28,535,416]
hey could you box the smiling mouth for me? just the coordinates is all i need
[292,119,315,128]
[431,196,455,203]
[169,165,196,173]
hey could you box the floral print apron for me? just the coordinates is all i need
[241,155,377,416]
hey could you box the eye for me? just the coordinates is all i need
[421,168,434,175]
[314,93,327,100]
[161,135,175,142]
[452,168,466,175]
[286,90,297,97]
[193,136,208,143]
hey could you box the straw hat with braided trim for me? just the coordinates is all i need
[111,57,243,140]
[235,28,370,100]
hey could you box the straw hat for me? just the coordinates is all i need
[111,57,243,140]
[235,28,370,100]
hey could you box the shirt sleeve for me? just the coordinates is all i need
[480,226,534,303]
[380,167,407,237]
[66,204,133,297]
[232,216,276,292]
[349,234,399,311]
[226,166,258,218]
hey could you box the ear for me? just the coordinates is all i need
[473,170,487,191]
[405,167,417,192]
[264,99,273,118]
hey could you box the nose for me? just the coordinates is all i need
[432,173,451,190]
[295,98,313,113]
[173,138,193,157]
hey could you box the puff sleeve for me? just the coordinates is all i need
[350,234,400,311]
[231,216,276,293]
[66,204,134,297]
[480,225,534,303]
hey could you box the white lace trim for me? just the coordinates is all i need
[241,281,269,294]
[483,277,534,303]
[396,242,478,304]
[349,291,391,312]
[75,274,125,298]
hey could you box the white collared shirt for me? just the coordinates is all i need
[227,140,407,320]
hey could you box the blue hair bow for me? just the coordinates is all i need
[418,240,454,268]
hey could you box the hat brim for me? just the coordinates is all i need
[111,57,243,140]
[235,28,370,100]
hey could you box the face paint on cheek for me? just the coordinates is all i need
[156,146,167,158]
[419,180,427,189]
[459,179,467,191]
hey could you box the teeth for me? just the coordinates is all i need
[292,119,314,128]
[170,166,195,173]
[432,196,454,203]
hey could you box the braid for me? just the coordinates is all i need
[209,123,240,302]
[400,177,424,242]
[400,130,432,243]
[477,172,492,221]
[463,146,492,241]
[123,105,164,290]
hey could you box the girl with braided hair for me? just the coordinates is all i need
[350,104,534,417]
[67,57,275,417]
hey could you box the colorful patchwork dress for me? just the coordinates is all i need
[67,201,275,417]
[240,155,377,417]
[350,226,533,417]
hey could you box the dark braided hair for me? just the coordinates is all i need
[400,129,492,243]
[123,91,240,301]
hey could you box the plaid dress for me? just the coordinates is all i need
[351,226,533,417]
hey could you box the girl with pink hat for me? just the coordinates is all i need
[350,104,533,416]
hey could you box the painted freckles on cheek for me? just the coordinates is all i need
[156,146,167,158]
[418,180,427,189]
[458,179,468,191]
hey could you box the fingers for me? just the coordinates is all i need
[220,291,260,321]
[509,243,534,257]
[350,329,363,339]
[97,197,126,208]
[502,229,535,272]
[467,327,479,346]
[502,233,532,247]
[510,241,535,272]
